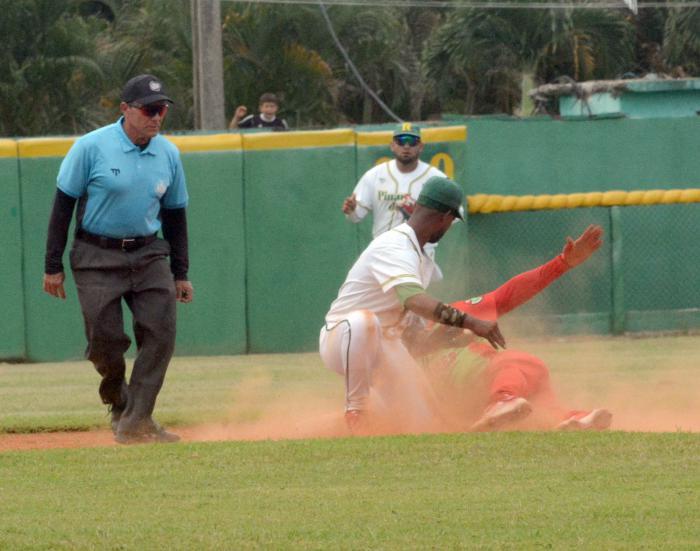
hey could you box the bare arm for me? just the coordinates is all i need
[405,293,505,350]
[228,105,247,130]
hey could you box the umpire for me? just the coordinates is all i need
[43,74,193,444]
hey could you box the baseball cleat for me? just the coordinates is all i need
[470,397,532,432]
[556,408,613,431]
[115,419,180,444]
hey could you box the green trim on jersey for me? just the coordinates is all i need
[394,283,425,306]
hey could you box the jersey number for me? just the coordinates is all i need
[374,153,455,179]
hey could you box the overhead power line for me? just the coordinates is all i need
[225,0,700,8]
[318,2,402,122]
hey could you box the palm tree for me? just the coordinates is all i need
[627,6,667,76]
[392,7,445,121]
[98,0,194,130]
[320,5,409,124]
[424,6,636,116]
[538,9,637,82]
[0,0,107,136]
[220,4,444,127]
[663,8,700,76]
[0,0,194,136]
[423,9,521,114]
[221,4,337,128]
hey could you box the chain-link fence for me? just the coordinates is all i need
[440,198,700,336]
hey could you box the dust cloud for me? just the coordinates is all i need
[2,327,697,453]
[188,341,700,444]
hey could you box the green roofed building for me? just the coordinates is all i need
[530,77,700,120]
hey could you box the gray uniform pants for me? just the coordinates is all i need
[70,237,176,432]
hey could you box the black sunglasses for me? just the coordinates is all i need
[394,135,420,147]
[130,103,169,118]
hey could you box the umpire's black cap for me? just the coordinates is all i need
[121,74,173,105]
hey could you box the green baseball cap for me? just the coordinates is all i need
[393,122,421,139]
[417,176,464,219]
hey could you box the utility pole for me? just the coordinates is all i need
[191,0,226,130]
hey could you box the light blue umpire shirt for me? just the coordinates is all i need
[57,117,188,238]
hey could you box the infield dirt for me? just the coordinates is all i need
[2,363,698,453]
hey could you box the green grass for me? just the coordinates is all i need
[1,432,699,549]
[1,335,698,434]
[0,353,340,433]
[1,335,699,548]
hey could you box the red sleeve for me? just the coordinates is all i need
[452,254,570,320]
[451,294,498,321]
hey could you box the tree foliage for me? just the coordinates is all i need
[663,8,700,76]
[221,4,337,127]
[424,7,636,115]
[0,0,107,136]
[0,0,697,137]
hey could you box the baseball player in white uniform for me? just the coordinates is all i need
[342,123,447,238]
[321,177,506,433]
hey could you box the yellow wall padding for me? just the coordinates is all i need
[467,189,700,214]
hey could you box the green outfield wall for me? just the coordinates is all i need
[241,130,358,353]
[465,208,614,335]
[167,135,247,357]
[1,116,698,361]
[463,117,700,195]
[616,204,700,333]
[461,116,700,336]
[18,139,85,362]
[15,135,248,362]
[0,139,25,359]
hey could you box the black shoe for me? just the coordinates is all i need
[115,419,180,445]
[108,404,125,435]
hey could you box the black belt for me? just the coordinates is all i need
[76,229,158,251]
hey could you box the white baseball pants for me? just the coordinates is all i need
[319,310,438,427]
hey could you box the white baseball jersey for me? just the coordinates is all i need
[320,222,441,417]
[347,160,447,238]
[324,223,439,328]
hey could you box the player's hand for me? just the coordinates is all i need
[562,224,603,268]
[431,325,474,349]
[465,317,506,350]
[396,193,416,220]
[43,272,66,299]
[175,280,194,303]
[234,105,247,119]
[342,193,357,214]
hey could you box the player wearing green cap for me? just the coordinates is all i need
[342,123,448,238]
[321,177,505,433]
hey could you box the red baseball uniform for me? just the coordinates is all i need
[441,254,588,423]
